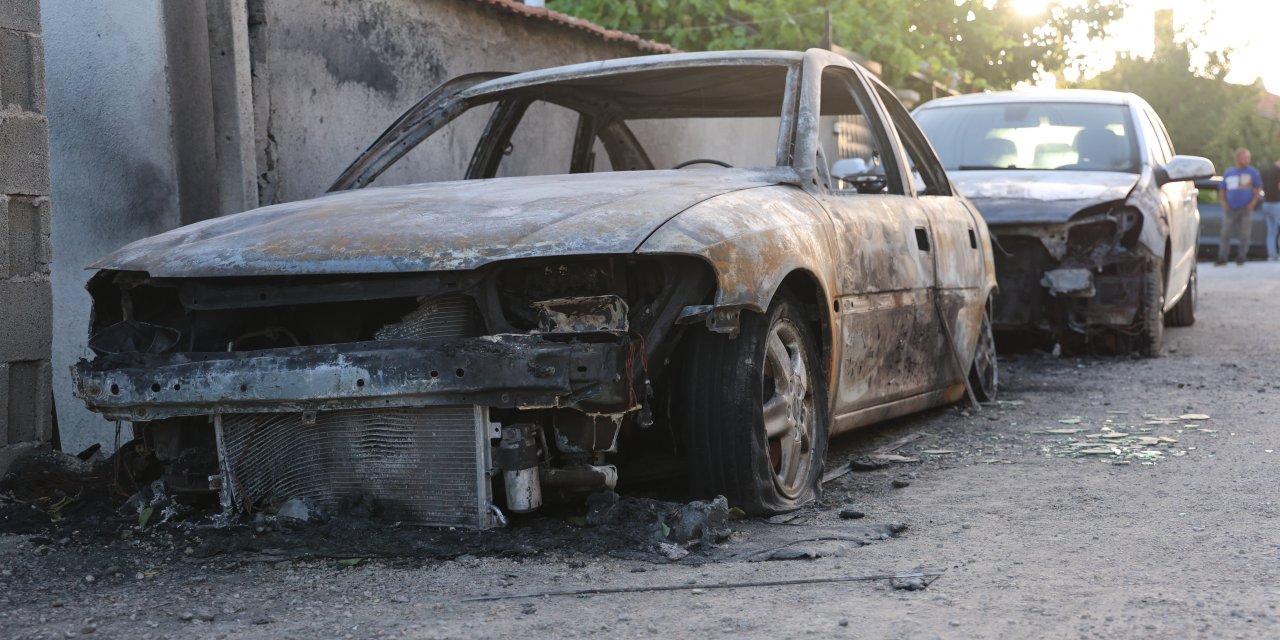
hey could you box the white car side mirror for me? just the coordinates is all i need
[830,158,869,180]
[1158,155,1215,185]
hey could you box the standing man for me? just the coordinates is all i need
[1262,157,1280,261]
[1217,148,1263,266]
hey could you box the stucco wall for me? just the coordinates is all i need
[255,0,781,201]
[44,0,182,454]
[255,0,672,203]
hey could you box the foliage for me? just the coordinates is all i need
[549,0,1126,90]
[1079,38,1280,169]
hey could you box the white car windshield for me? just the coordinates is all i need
[915,102,1139,173]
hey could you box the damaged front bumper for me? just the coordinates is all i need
[991,208,1150,334]
[72,334,631,422]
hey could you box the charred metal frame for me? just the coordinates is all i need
[74,335,631,422]
[71,49,998,522]
[990,203,1151,336]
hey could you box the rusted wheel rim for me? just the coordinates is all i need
[762,319,816,499]
[973,305,997,398]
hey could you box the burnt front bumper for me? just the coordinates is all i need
[73,334,632,421]
[992,228,1148,333]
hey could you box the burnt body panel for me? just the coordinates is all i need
[73,49,997,525]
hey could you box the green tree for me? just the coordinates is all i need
[549,0,1126,90]
[1079,38,1280,170]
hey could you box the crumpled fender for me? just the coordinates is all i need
[637,182,839,327]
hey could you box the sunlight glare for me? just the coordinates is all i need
[1009,0,1052,16]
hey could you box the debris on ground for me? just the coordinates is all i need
[1032,413,1215,465]
[460,567,943,601]
[890,567,944,591]
[0,449,127,535]
[739,523,908,561]
[838,505,866,520]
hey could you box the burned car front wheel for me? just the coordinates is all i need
[678,295,829,515]
[1165,261,1196,328]
[1137,258,1165,357]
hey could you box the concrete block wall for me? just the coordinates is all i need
[0,0,52,446]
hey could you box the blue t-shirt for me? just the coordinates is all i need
[1221,165,1262,210]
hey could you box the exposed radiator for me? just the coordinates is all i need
[375,294,478,340]
[217,407,497,528]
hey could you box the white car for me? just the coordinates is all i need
[914,90,1214,355]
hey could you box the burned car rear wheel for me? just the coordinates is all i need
[679,296,829,515]
[969,300,998,402]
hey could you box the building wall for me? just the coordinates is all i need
[0,0,52,447]
[255,0,664,203]
[43,0,183,454]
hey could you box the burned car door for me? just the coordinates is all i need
[874,84,992,397]
[808,66,939,415]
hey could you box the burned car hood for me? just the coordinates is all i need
[92,169,794,277]
[949,170,1140,225]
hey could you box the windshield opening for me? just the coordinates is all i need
[914,102,1139,173]
[345,63,794,188]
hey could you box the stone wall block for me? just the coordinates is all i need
[0,278,51,362]
[0,361,9,444]
[0,0,39,33]
[0,27,44,112]
[0,112,48,194]
[5,195,48,275]
[0,194,9,279]
[6,359,50,442]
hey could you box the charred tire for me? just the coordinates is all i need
[1165,262,1196,327]
[1137,257,1165,357]
[969,299,998,402]
[678,297,829,515]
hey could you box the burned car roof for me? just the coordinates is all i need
[917,89,1137,109]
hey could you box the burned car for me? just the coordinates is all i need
[914,91,1214,355]
[73,50,996,528]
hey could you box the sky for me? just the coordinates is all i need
[1025,0,1280,92]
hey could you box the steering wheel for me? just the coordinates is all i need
[672,158,733,169]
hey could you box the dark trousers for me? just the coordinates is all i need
[1219,207,1254,263]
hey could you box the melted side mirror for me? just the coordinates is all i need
[831,158,888,194]
[1157,155,1216,186]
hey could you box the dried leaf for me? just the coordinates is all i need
[1179,413,1210,420]
[138,506,154,529]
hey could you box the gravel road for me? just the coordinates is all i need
[4,262,1280,639]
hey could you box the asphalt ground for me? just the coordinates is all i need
[4,261,1280,639]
